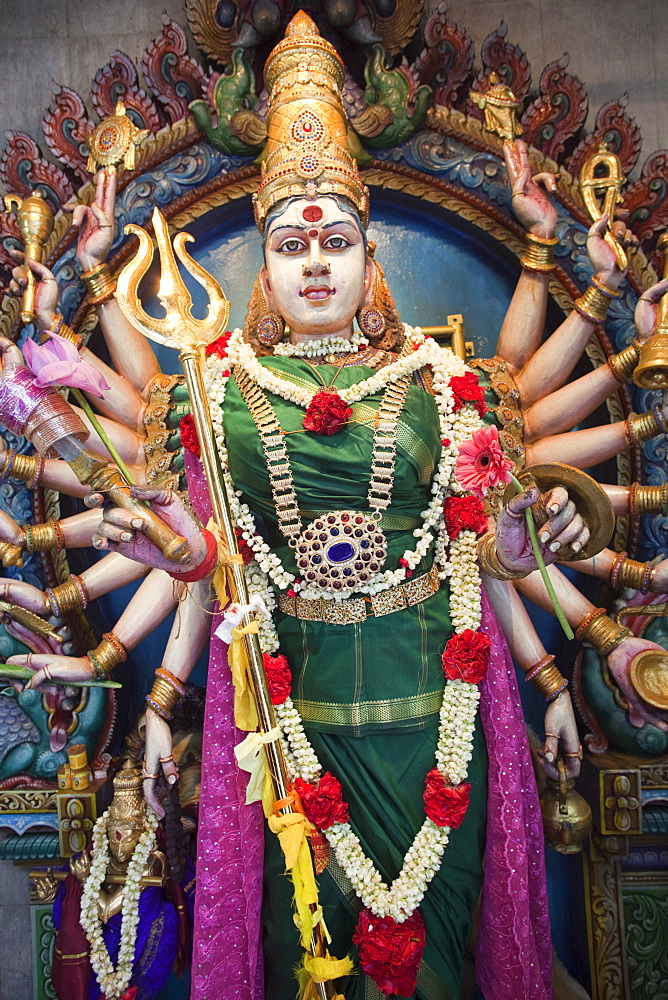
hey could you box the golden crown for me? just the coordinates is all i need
[107,761,145,826]
[253,11,369,232]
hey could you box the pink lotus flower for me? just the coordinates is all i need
[23,333,110,399]
[455,424,513,499]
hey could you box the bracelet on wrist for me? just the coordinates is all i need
[81,263,117,307]
[477,533,531,580]
[146,670,184,722]
[523,653,568,700]
[21,518,64,555]
[608,551,627,590]
[520,233,558,273]
[41,313,84,351]
[573,279,619,325]
[625,410,663,447]
[577,611,632,655]
[1,451,44,487]
[85,633,127,677]
[629,482,668,517]
[607,341,640,383]
[45,574,90,617]
[167,529,218,582]
[612,555,655,594]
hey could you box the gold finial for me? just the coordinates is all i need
[252,12,369,231]
[579,142,627,271]
[86,100,149,173]
[470,73,523,141]
[3,190,55,324]
[107,761,145,826]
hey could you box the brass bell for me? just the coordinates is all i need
[634,232,668,388]
[540,759,592,854]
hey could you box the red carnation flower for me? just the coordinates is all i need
[450,372,487,418]
[441,629,491,684]
[234,528,254,565]
[443,496,488,539]
[423,769,471,828]
[303,391,351,435]
[262,653,292,705]
[205,332,232,358]
[179,413,200,456]
[294,771,349,830]
[352,908,426,997]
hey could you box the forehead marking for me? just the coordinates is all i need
[308,228,319,237]
[302,204,323,223]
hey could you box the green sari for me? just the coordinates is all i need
[223,356,487,999]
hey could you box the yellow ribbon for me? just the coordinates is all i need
[228,621,259,732]
[303,953,355,984]
[234,727,280,804]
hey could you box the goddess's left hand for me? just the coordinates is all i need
[537,690,582,779]
[607,636,668,732]
[504,140,558,238]
[495,485,590,573]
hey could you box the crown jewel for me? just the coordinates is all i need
[253,12,369,232]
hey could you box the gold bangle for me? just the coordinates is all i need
[607,341,640,383]
[10,452,39,485]
[58,321,84,350]
[575,607,607,639]
[615,556,654,594]
[520,233,558,273]
[477,533,531,580]
[629,482,668,517]
[573,282,617,324]
[86,634,126,676]
[578,613,632,655]
[22,519,62,553]
[82,263,117,306]
[626,410,662,446]
[146,675,182,720]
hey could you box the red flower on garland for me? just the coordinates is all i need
[352,908,426,997]
[303,391,352,435]
[450,372,487,418]
[443,496,488,539]
[262,653,292,705]
[455,425,513,499]
[179,413,200,456]
[205,332,232,358]
[423,769,471,828]
[234,528,254,565]
[294,771,349,830]
[441,629,491,684]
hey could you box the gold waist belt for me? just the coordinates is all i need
[277,565,441,625]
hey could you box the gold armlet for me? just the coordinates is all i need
[629,482,668,517]
[523,654,568,701]
[520,233,558,273]
[146,669,185,722]
[611,555,654,594]
[608,341,640,383]
[85,632,127,678]
[82,263,117,307]
[625,410,663,446]
[577,612,632,655]
[22,518,64,555]
[477,533,531,580]
[574,278,621,325]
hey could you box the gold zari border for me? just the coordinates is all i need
[296,688,443,727]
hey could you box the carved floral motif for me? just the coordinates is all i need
[521,54,588,162]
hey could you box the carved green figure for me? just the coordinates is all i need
[189,49,266,156]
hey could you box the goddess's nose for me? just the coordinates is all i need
[302,257,331,278]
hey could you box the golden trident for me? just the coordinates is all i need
[579,142,628,271]
[116,208,336,1000]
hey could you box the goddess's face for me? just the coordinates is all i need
[261,197,372,339]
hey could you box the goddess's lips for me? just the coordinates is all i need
[300,285,334,300]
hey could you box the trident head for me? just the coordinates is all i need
[116,208,229,354]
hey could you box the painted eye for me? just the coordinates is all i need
[277,237,305,253]
[324,235,350,250]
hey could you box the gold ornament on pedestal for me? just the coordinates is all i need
[86,100,149,173]
[470,74,523,141]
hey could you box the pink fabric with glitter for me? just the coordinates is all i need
[186,454,265,1000]
[477,588,554,1000]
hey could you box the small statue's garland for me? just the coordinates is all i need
[80,807,160,1000]
[203,327,493,995]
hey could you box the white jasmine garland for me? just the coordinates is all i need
[207,325,487,924]
[273,331,368,357]
[80,807,160,999]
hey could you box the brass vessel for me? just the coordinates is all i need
[540,760,592,854]
[634,232,668,388]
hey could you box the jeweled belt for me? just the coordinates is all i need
[277,564,441,625]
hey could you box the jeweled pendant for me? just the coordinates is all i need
[295,512,387,594]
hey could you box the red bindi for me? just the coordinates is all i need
[302,205,323,222]
[308,228,319,237]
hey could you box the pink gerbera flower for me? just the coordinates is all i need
[455,425,513,499]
